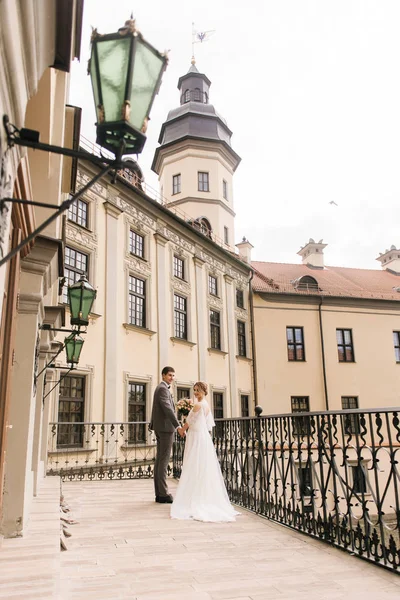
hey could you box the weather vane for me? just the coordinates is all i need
[191,22,215,64]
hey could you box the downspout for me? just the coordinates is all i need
[248,269,258,412]
[318,296,329,410]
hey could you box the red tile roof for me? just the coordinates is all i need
[251,261,400,301]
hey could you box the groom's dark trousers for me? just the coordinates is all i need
[150,381,180,498]
[154,432,174,498]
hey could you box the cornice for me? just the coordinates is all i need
[103,200,123,219]
[152,136,241,174]
[166,196,236,218]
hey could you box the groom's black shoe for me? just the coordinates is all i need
[156,495,173,503]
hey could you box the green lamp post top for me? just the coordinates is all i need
[88,17,168,155]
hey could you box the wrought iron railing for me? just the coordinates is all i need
[174,409,400,572]
[47,422,172,481]
[47,409,400,571]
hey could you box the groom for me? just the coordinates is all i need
[150,366,185,503]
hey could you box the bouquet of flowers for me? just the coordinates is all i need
[176,397,194,421]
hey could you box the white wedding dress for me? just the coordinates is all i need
[170,400,239,522]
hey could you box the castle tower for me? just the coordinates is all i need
[151,62,240,248]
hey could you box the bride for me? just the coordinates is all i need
[170,381,239,522]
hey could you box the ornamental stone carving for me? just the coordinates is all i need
[171,278,191,295]
[0,154,13,260]
[66,223,97,249]
[125,256,151,275]
[208,295,223,310]
[119,198,155,229]
[235,307,248,320]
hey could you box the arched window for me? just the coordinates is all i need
[204,92,208,104]
[192,217,212,238]
[294,276,320,291]
[184,89,190,103]
[194,88,201,101]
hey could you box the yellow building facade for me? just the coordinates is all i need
[251,239,400,415]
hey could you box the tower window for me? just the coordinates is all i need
[194,88,201,101]
[223,180,228,200]
[172,174,181,195]
[198,172,209,192]
[224,226,229,244]
[184,89,190,103]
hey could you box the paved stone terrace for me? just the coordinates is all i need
[1,478,400,599]
[60,479,399,600]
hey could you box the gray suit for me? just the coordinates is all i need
[150,381,180,498]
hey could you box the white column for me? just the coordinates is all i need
[155,232,169,373]
[1,238,59,536]
[224,274,237,417]
[103,202,123,423]
[194,256,207,381]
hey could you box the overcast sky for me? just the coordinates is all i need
[70,0,400,269]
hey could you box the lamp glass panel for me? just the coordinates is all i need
[68,285,96,324]
[79,288,96,320]
[128,39,165,130]
[90,46,101,116]
[68,287,82,322]
[65,335,84,364]
[97,38,131,122]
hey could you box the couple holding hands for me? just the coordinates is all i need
[149,366,238,522]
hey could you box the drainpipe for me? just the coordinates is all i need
[318,297,329,410]
[248,269,258,412]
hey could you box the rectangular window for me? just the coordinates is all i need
[129,230,144,258]
[129,276,146,327]
[68,199,88,228]
[177,387,190,401]
[341,396,359,434]
[224,226,229,244]
[298,466,312,497]
[241,394,250,437]
[236,289,244,308]
[128,382,146,443]
[198,171,209,192]
[210,310,221,350]
[336,329,355,362]
[209,275,218,296]
[223,179,228,200]
[241,394,249,417]
[173,255,185,280]
[291,396,310,436]
[352,465,367,494]
[57,376,85,448]
[174,294,187,340]
[213,392,224,436]
[63,246,89,303]
[172,174,181,195]
[393,331,400,362]
[287,327,305,361]
[237,321,247,357]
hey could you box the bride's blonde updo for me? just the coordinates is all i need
[194,381,208,396]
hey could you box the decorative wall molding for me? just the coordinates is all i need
[208,295,223,310]
[66,222,97,250]
[125,255,152,276]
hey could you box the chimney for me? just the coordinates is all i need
[297,238,327,268]
[376,245,400,274]
[236,237,254,264]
